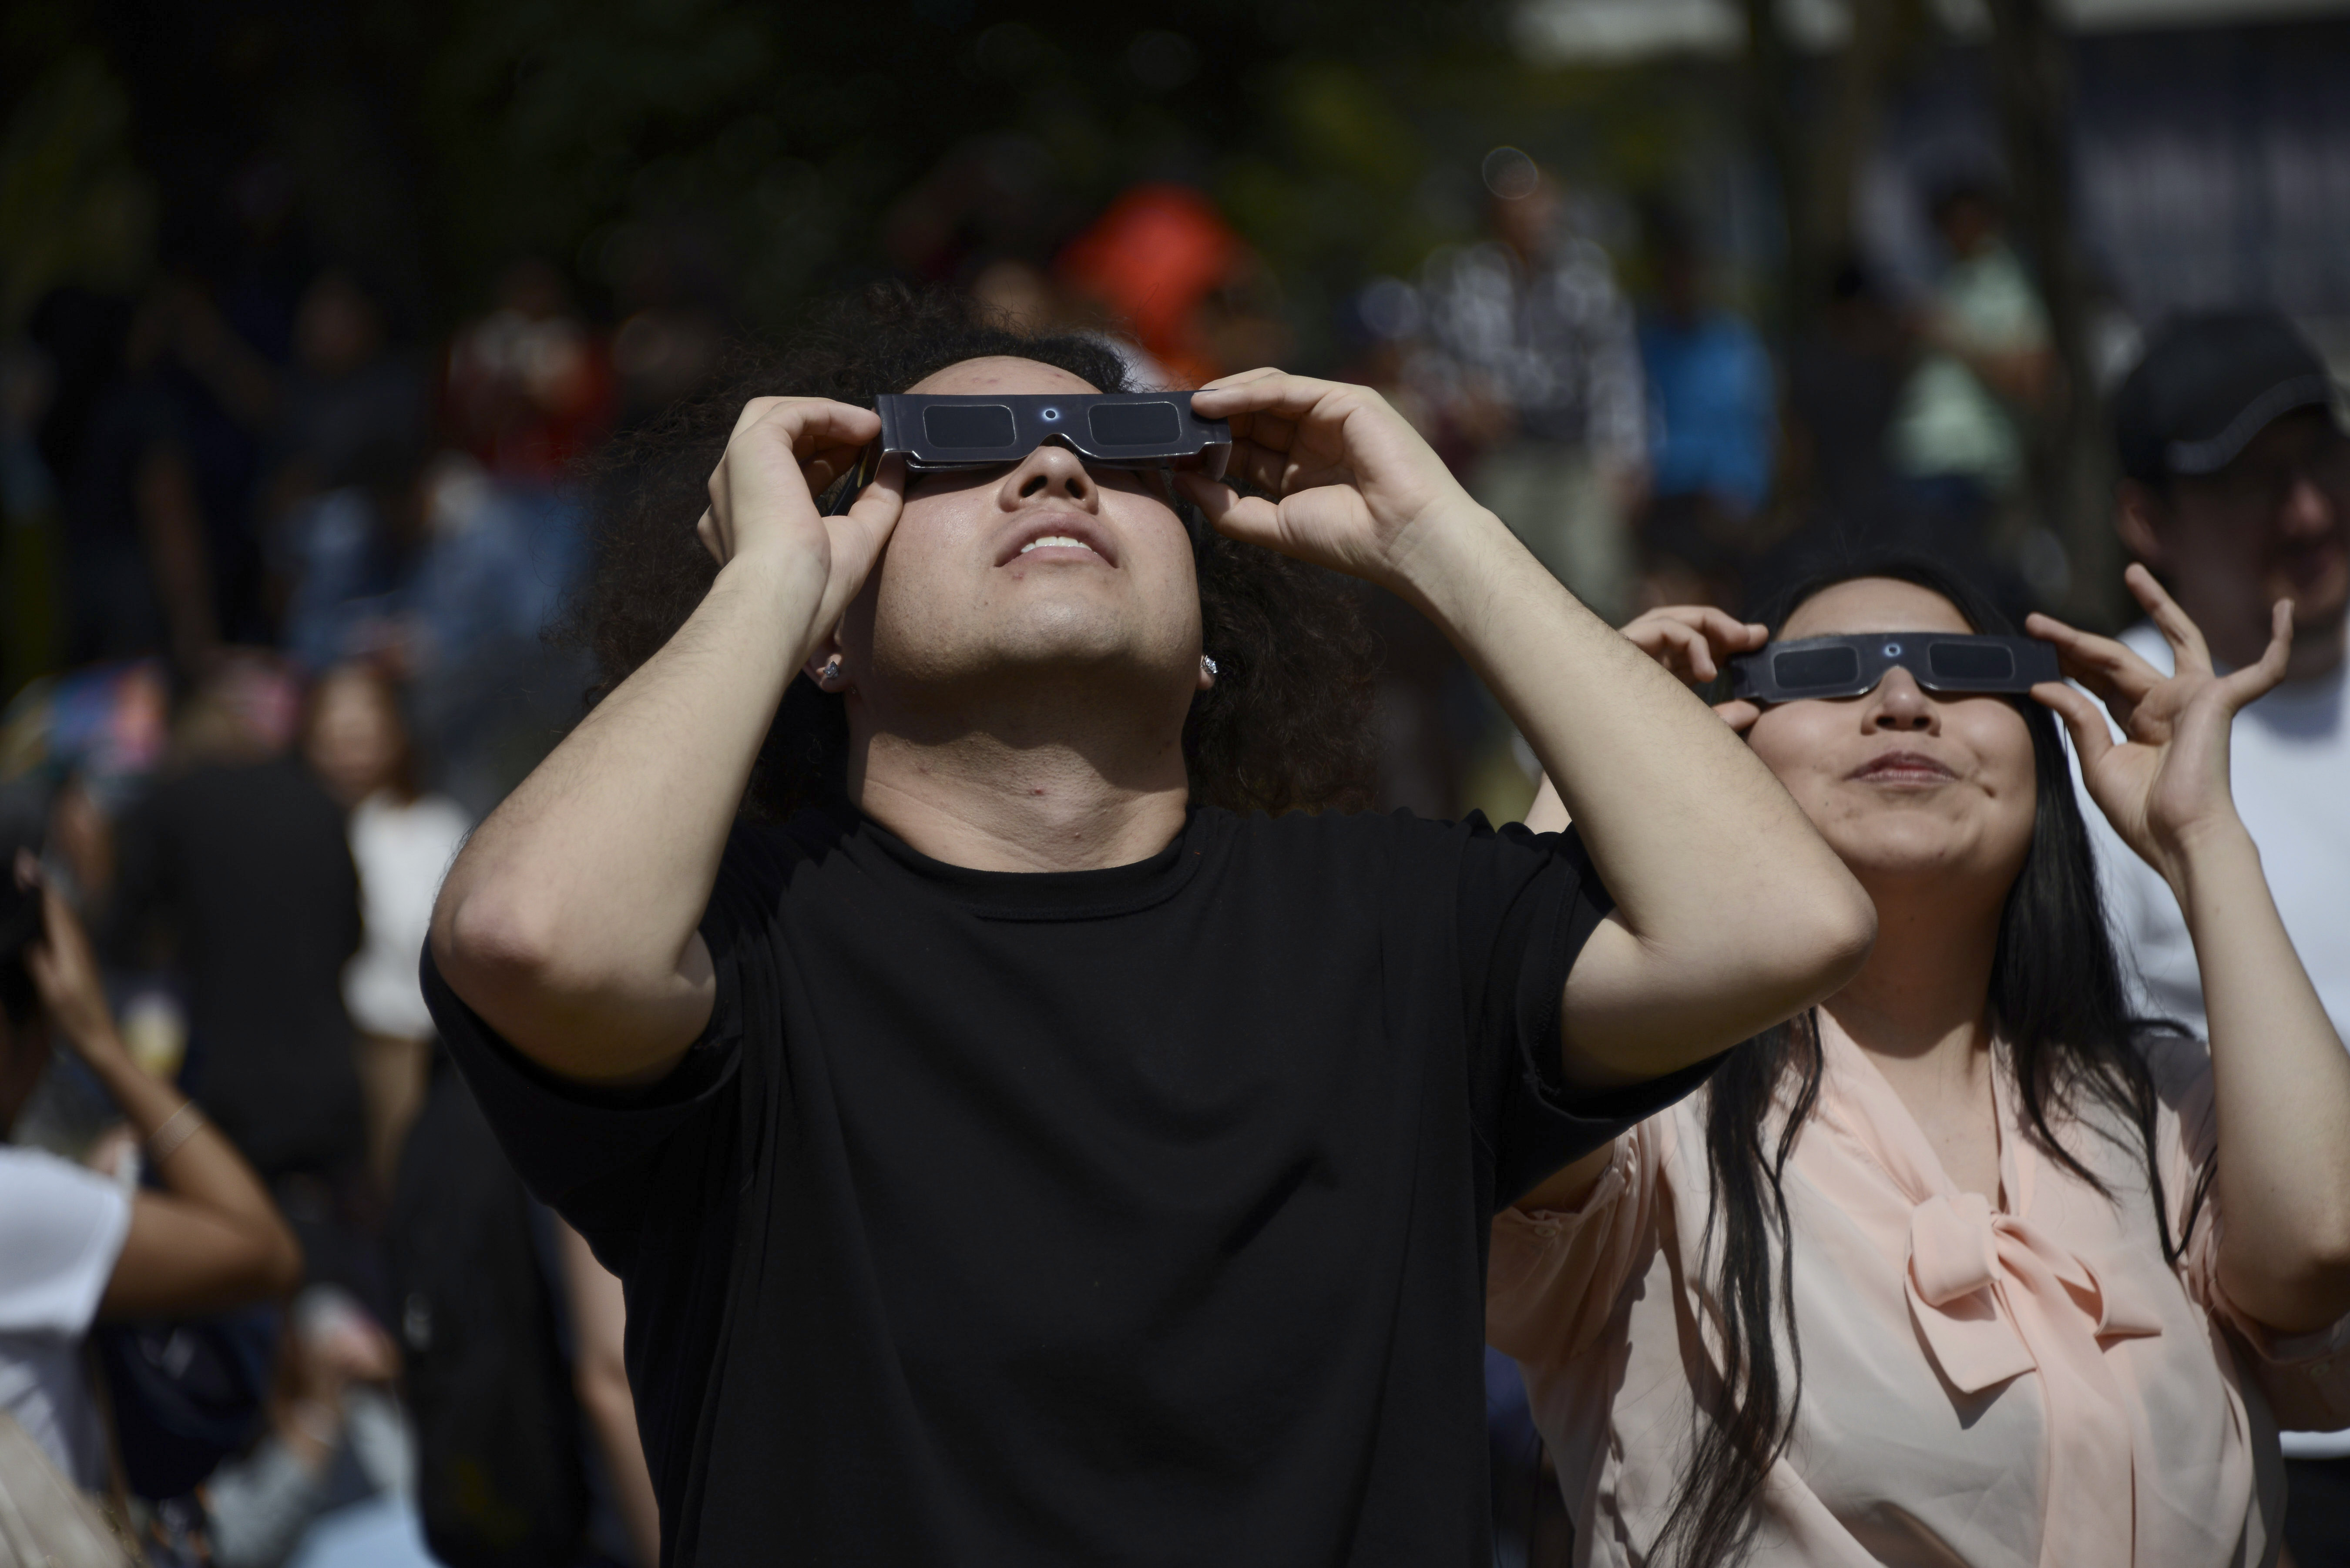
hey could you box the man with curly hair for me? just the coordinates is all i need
[425,289,1872,1565]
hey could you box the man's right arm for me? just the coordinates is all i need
[429,399,899,1087]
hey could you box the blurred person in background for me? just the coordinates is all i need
[205,1284,411,1568]
[2098,311,2350,1567]
[445,259,614,497]
[302,662,470,1195]
[1886,176,2055,567]
[258,269,430,538]
[1417,149,1646,623]
[1051,184,1289,388]
[103,663,373,1307]
[1780,261,1912,559]
[28,287,220,678]
[558,1218,661,1568]
[2,851,302,1508]
[1632,208,1776,612]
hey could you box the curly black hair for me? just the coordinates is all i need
[565,284,1380,822]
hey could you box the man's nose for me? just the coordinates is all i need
[2279,472,2340,539]
[1002,443,1098,509]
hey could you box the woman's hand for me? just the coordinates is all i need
[2028,563,2290,891]
[18,859,121,1059]
[1620,605,1768,731]
[1177,370,1483,592]
[695,397,904,637]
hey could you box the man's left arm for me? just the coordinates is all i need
[1184,373,1873,1090]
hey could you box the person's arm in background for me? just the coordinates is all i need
[558,1220,659,1568]
[1183,374,1874,1094]
[428,400,901,1087]
[2034,568,2350,1335]
[23,869,302,1314]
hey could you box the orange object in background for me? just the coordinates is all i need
[1054,184,1242,390]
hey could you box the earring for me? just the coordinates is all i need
[820,656,843,685]
[1200,654,1219,679]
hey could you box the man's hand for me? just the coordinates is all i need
[694,397,904,642]
[1179,370,1485,593]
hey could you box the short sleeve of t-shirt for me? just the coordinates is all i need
[421,941,743,1268]
[1448,816,1723,1209]
[0,1147,133,1336]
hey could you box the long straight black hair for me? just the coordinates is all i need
[1654,556,2212,1567]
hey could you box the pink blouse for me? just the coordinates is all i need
[1488,1016,2350,1568]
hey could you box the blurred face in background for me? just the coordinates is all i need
[836,356,1206,739]
[2128,409,2350,674]
[305,666,411,808]
[1744,579,2039,916]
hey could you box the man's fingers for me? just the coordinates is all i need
[2123,562,2213,674]
[747,397,882,455]
[1177,473,1282,543]
[695,511,725,566]
[1225,440,1299,497]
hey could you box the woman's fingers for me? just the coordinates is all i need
[1713,699,1762,734]
[2023,610,2158,708]
[2124,561,2214,675]
[2032,681,2118,775]
[2219,599,2296,710]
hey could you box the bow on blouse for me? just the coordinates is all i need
[1907,1191,2164,1392]
[1904,1189,2163,1568]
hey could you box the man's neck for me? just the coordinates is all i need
[846,687,1194,873]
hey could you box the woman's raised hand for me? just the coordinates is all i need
[1619,604,1769,731]
[695,396,903,634]
[1177,370,1478,590]
[2028,564,2291,888]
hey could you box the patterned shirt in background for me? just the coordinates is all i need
[1413,238,1647,469]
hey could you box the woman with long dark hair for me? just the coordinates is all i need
[1488,559,2350,1566]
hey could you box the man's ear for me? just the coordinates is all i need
[2114,479,2169,570]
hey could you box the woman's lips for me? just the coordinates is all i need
[1849,749,1958,783]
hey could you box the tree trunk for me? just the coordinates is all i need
[1983,0,2122,625]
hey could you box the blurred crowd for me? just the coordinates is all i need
[1,131,2344,1567]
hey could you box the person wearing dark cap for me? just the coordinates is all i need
[2098,308,2350,1564]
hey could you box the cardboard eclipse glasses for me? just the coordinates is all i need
[827,393,1232,513]
[1729,633,2061,705]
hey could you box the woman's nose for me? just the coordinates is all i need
[1865,669,1940,732]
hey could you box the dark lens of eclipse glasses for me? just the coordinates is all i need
[1771,645,1861,691]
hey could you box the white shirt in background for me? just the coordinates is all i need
[0,1145,133,1489]
[2078,623,2350,1043]
[2077,622,2350,1459]
[342,791,471,1041]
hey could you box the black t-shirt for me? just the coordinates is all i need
[109,757,363,1177]
[425,804,1716,1567]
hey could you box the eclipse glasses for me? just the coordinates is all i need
[827,392,1232,513]
[1729,633,2060,705]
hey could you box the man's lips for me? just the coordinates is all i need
[1849,749,1957,784]
[996,514,1117,567]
